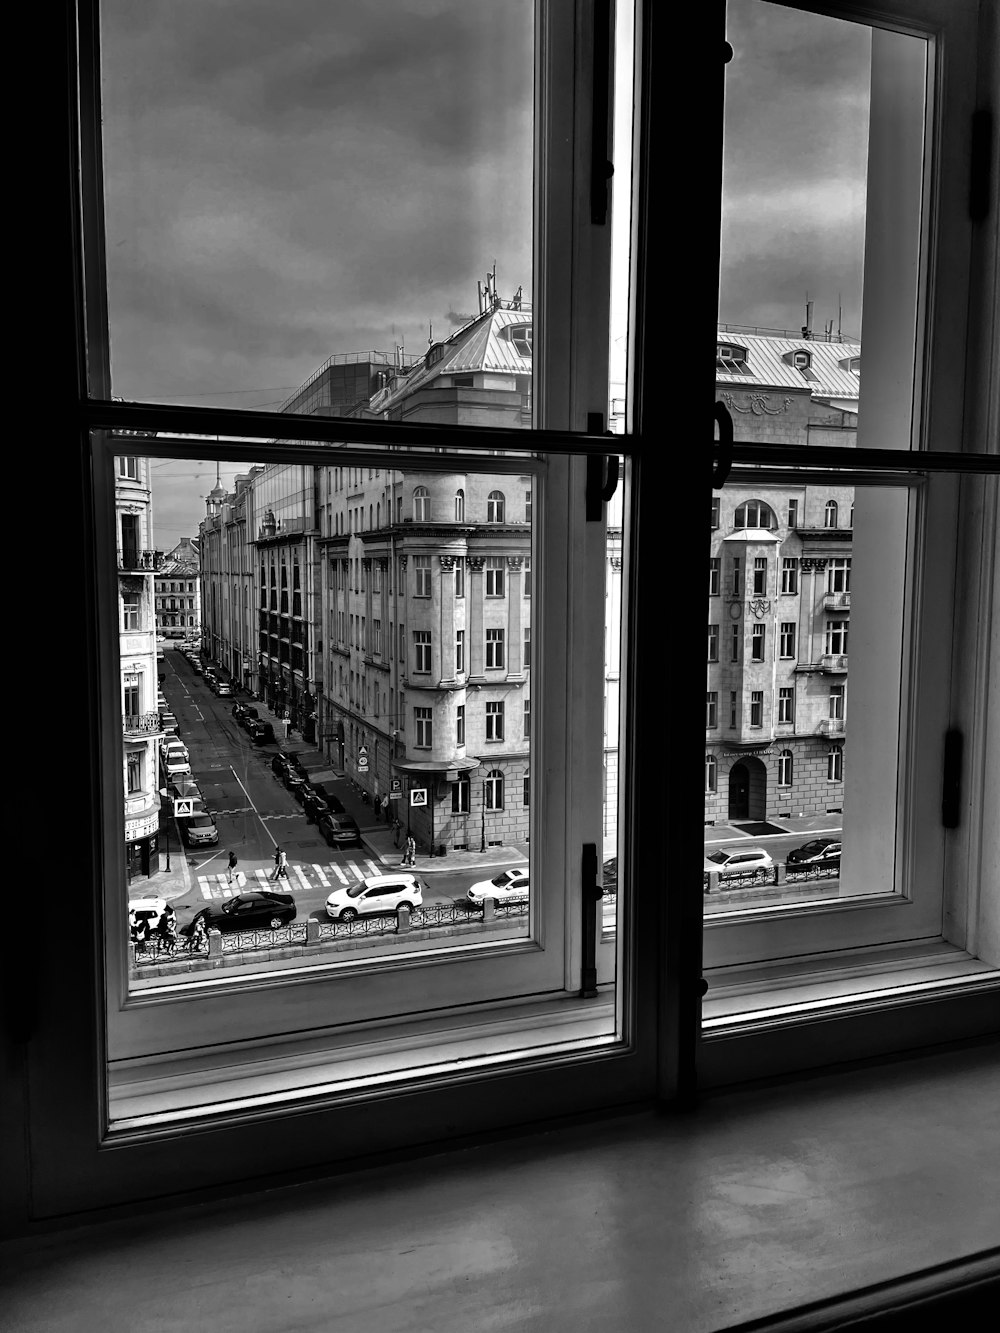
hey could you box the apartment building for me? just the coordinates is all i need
[115,452,164,882]
[706,329,859,823]
[200,469,262,695]
[154,537,201,638]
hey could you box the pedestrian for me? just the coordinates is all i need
[382,794,390,823]
[282,714,291,739]
[270,845,282,881]
[392,817,402,849]
[404,834,416,867]
[276,848,289,879]
[227,850,238,885]
[187,914,208,954]
[158,913,177,956]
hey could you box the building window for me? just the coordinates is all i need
[730,556,741,597]
[413,556,432,598]
[525,489,532,524]
[484,769,504,811]
[509,324,533,357]
[455,489,465,522]
[750,691,763,727]
[752,557,767,596]
[117,456,139,479]
[413,487,430,521]
[730,624,740,662]
[126,751,142,794]
[787,498,799,529]
[825,499,839,528]
[522,774,530,806]
[523,698,531,739]
[751,623,765,661]
[487,490,505,522]
[778,687,794,723]
[523,626,531,669]
[781,558,798,595]
[399,624,405,664]
[486,701,505,741]
[485,557,506,597]
[122,598,140,631]
[830,684,846,720]
[826,619,849,655]
[729,691,737,729]
[413,631,432,674]
[827,558,851,593]
[486,628,505,669]
[706,692,718,729]
[828,744,844,782]
[708,558,720,597]
[705,754,717,793]
[707,624,719,662]
[711,495,720,530]
[734,499,775,529]
[454,557,465,598]
[414,707,432,749]
[779,622,796,658]
[456,705,465,747]
[452,776,470,814]
[455,630,465,675]
[778,750,793,786]
[523,557,531,597]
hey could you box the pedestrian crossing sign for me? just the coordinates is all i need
[174,798,194,816]
[410,788,427,806]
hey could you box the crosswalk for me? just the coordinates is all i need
[197,858,384,901]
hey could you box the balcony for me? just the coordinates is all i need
[823,591,851,610]
[819,717,846,736]
[819,654,849,673]
[118,548,163,572]
[123,712,163,738]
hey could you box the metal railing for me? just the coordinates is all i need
[118,548,163,571]
[122,712,162,736]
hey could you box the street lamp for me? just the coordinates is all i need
[480,779,487,853]
[158,787,171,871]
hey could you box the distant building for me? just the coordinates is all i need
[155,537,201,638]
[200,470,261,692]
[115,450,164,882]
[707,328,859,823]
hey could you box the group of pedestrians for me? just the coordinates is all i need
[373,792,391,823]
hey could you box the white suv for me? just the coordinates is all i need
[326,873,424,922]
[703,847,773,878]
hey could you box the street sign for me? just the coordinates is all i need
[174,798,194,816]
[410,788,427,807]
[389,791,401,800]
[390,777,402,793]
[358,754,369,772]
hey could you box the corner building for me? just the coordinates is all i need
[707,329,859,824]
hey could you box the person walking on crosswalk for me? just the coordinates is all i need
[270,845,282,880]
[275,848,289,880]
[227,850,238,884]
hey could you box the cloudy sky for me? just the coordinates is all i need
[102,0,871,545]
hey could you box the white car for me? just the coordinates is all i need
[162,738,189,762]
[162,751,191,778]
[703,847,773,878]
[466,868,530,904]
[326,873,424,922]
[128,897,176,941]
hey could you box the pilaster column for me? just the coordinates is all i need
[505,555,523,675]
[467,555,486,680]
[439,555,457,682]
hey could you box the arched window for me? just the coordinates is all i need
[487,490,505,522]
[705,754,717,793]
[376,502,380,527]
[369,505,373,529]
[827,745,844,781]
[778,750,793,786]
[733,499,775,529]
[413,486,430,521]
[825,500,839,528]
[484,768,504,810]
[455,488,465,522]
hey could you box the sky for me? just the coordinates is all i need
[101,0,872,546]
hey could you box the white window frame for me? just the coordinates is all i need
[413,630,431,675]
[414,707,433,749]
[778,687,795,724]
[707,623,719,662]
[487,490,506,522]
[413,555,432,598]
[485,557,506,597]
[485,627,505,669]
[779,622,796,658]
[485,701,505,742]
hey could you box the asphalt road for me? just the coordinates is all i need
[160,655,499,925]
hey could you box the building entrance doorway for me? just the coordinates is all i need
[728,756,767,821]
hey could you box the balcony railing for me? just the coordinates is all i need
[820,717,846,735]
[823,591,852,610]
[122,712,163,736]
[118,548,163,572]
[819,653,849,672]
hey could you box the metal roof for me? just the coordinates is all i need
[716,331,861,401]
[378,307,532,412]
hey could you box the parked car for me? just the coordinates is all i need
[293,778,314,805]
[162,755,191,779]
[203,671,218,688]
[233,702,259,724]
[246,720,275,745]
[785,838,842,868]
[285,752,309,778]
[184,891,296,935]
[271,753,291,778]
[282,767,306,795]
[309,783,346,813]
[190,661,204,675]
[466,868,530,904]
[161,737,189,762]
[170,794,207,819]
[168,776,201,801]
[177,812,219,846]
[318,812,361,847]
[301,790,331,824]
[159,712,180,735]
[326,873,424,922]
[703,847,774,878]
[214,681,234,698]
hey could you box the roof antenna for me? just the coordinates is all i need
[427,321,434,348]
[837,294,843,342]
[801,295,813,340]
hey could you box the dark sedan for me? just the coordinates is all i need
[271,752,292,778]
[301,790,331,824]
[318,812,361,847]
[282,767,307,795]
[246,720,275,745]
[785,838,841,867]
[232,702,260,725]
[184,891,296,934]
[309,783,346,814]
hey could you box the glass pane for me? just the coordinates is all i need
[704,478,908,917]
[719,2,926,455]
[115,443,536,993]
[101,1,535,415]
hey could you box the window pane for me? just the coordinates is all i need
[101,1,536,417]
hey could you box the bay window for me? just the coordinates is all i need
[16,0,998,1239]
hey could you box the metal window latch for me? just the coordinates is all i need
[942,728,963,829]
[586,412,620,520]
[580,842,602,997]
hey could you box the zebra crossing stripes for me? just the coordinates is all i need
[312,865,330,887]
[292,864,310,891]
[328,863,349,885]
[195,857,382,903]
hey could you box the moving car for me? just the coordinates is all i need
[246,720,275,744]
[703,847,773,878]
[466,868,530,904]
[177,812,219,846]
[317,812,361,847]
[185,891,296,935]
[785,838,842,868]
[128,897,176,941]
[325,873,424,922]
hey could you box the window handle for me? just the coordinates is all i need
[712,401,733,487]
[586,413,619,520]
[580,842,601,997]
[590,0,614,224]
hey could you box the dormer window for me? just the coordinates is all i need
[507,324,533,357]
[716,342,751,373]
[426,344,445,368]
[792,350,810,368]
[838,355,861,373]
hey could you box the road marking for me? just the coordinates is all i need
[313,864,330,887]
[364,859,381,877]
[229,764,277,847]
[346,860,365,881]
[199,879,213,900]
[330,863,349,885]
[254,868,270,888]
[293,864,310,890]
